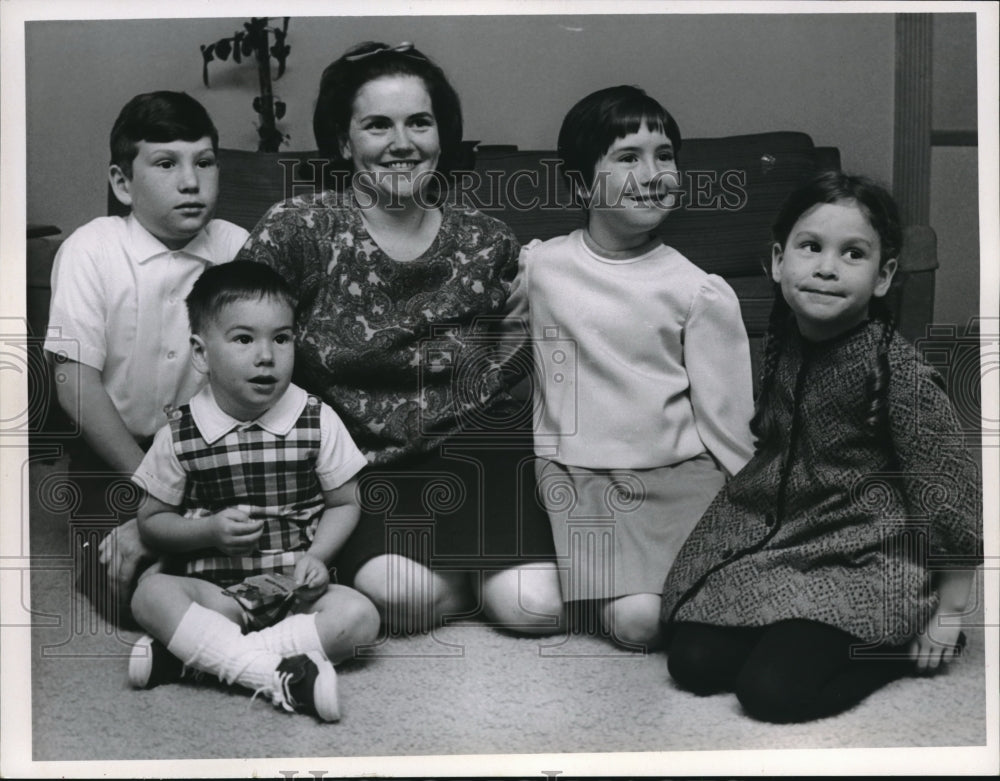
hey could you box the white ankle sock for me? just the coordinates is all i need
[166,603,281,690]
[248,613,326,659]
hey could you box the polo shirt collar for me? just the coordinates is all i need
[127,213,219,265]
[189,383,308,443]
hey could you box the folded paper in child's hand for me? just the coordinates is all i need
[223,572,299,612]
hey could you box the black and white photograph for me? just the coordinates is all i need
[1,0,997,777]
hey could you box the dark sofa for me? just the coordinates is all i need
[204,131,938,358]
[27,131,938,434]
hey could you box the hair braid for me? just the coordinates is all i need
[749,287,793,452]
[864,297,897,441]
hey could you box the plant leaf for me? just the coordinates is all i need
[274,101,286,120]
[200,43,215,86]
[271,41,290,79]
[215,37,231,61]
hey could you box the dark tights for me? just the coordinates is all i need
[667,620,912,723]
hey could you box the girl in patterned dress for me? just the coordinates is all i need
[661,171,982,722]
[236,42,563,635]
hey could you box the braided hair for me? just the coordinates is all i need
[751,171,904,453]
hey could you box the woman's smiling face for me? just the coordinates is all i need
[340,74,441,203]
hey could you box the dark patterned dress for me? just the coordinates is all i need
[661,320,982,647]
[236,191,555,578]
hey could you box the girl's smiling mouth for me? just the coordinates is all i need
[799,287,846,298]
[624,192,669,207]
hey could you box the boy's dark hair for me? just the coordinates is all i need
[110,91,219,178]
[313,41,463,178]
[752,170,904,455]
[186,261,297,336]
[556,85,682,201]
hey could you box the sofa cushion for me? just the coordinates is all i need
[657,131,824,277]
[471,132,824,275]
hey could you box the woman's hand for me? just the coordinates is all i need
[208,507,264,556]
[293,553,331,603]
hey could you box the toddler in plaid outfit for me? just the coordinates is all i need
[126,261,379,722]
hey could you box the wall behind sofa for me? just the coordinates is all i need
[26,13,896,237]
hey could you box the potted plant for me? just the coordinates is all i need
[200,17,291,152]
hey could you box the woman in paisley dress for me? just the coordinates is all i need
[236,41,563,635]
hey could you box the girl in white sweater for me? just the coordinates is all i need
[506,85,755,649]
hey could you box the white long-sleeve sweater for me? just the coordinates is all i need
[507,229,755,475]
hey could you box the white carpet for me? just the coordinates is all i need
[16,458,996,777]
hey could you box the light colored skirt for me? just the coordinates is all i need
[536,452,725,601]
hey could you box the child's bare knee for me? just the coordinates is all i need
[129,571,167,624]
[338,588,381,642]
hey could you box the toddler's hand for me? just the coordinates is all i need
[293,554,330,603]
[209,507,264,556]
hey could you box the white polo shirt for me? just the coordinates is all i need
[44,214,249,440]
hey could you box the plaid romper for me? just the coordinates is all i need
[167,395,326,587]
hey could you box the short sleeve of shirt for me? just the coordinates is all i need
[132,424,187,506]
[315,402,368,490]
[43,225,110,370]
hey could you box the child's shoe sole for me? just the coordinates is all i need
[128,634,184,689]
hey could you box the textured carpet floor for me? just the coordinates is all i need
[22,457,992,771]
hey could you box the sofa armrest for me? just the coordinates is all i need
[896,225,938,343]
[26,229,77,447]
[27,233,62,338]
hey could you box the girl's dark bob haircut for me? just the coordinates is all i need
[312,41,463,178]
[556,84,682,199]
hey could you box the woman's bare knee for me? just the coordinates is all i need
[354,555,466,632]
[603,594,664,651]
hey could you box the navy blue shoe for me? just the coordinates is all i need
[271,652,340,722]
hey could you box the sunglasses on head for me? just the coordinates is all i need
[344,42,429,63]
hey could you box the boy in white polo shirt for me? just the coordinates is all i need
[43,91,248,625]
